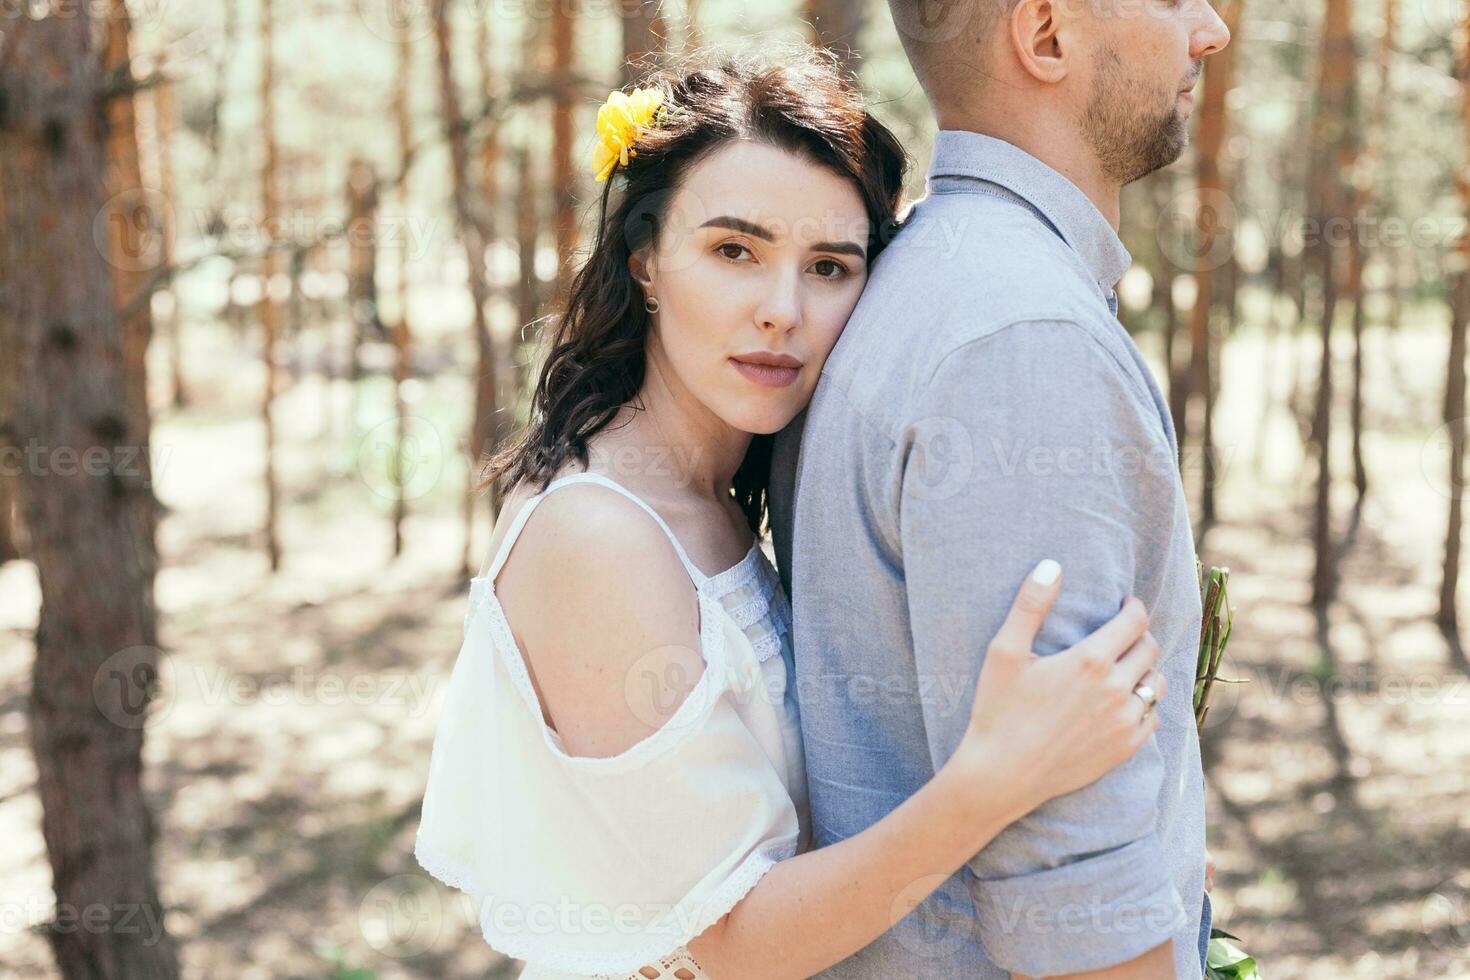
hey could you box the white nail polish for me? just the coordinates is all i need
[1032,559,1061,586]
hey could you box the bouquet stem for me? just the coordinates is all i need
[1194,561,1259,978]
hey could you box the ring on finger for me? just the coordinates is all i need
[1131,680,1159,715]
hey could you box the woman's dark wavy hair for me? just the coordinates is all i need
[482,47,908,535]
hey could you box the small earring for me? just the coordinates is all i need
[644,296,660,314]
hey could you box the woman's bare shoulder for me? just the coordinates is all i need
[493,482,707,759]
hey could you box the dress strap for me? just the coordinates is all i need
[477,472,708,588]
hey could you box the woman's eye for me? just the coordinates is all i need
[811,258,849,279]
[717,242,752,262]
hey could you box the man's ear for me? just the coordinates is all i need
[1009,0,1069,84]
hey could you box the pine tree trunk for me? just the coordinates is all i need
[620,0,665,85]
[258,0,282,570]
[392,14,417,559]
[0,475,16,564]
[102,0,159,545]
[806,0,867,73]
[1184,0,1241,526]
[1309,0,1356,610]
[433,0,501,578]
[685,0,702,47]
[1152,171,1186,452]
[134,70,184,410]
[0,231,18,564]
[345,158,380,382]
[515,143,540,401]
[550,0,578,289]
[0,348,17,562]
[1440,0,1470,631]
[0,10,180,978]
[453,0,508,567]
[1348,227,1368,514]
[1348,0,1396,519]
[1443,277,1467,631]
[476,2,504,515]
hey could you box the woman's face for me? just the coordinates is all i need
[635,140,872,435]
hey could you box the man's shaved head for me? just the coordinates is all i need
[886,0,1230,194]
[886,0,1020,108]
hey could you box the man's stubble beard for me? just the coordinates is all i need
[1082,45,1191,187]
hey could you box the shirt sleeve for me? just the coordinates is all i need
[896,319,1185,976]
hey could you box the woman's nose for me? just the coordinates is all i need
[755,270,802,332]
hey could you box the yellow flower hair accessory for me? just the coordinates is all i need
[591,86,666,182]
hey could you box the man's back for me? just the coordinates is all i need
[769,131,1207,978]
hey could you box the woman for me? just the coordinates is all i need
[415,50,1170,980]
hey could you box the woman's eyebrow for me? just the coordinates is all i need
[813,240,866,258]
[700,216,776,239]
[699,216,866,258]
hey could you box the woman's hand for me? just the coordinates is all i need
[1206,849,1216,892]
[953,559,1166,818]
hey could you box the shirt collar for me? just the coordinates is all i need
[925,130,1132,293]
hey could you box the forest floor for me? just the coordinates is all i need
[1,310,1468,979]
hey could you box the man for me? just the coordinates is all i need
[769,0,1231,976]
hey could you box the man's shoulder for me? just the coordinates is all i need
[875,188,1098,307]
[825,197,1115,387]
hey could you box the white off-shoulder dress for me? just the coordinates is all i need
[415,472,811,979]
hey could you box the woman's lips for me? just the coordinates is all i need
[730,357,801,388]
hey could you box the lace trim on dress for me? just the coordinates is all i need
[700,543,761,597]
[414,832,798,977]
[716,558,792,664]
[590,947,709,980]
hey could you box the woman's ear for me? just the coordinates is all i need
[628,248,655,294]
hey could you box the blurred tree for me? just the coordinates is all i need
[345,157,383,383]
[1150,170,1184,444]
[0,327,16,562]
[137,69,186,409]
[474,0,505,509]
[621,0,666,85]
[0,172,16,565]
[0,9,180,978]
[551,0,580,283]
[258,0,283,570]
[0,477,15,564]
[391,13,417,559]
[1440,0,1470,642]
[433,0,503,575]
[515,142,542,400]
[102,0,160,545]
[476,9,501,233]
[1182,0,1243,528]
[686,0,702,45]
[1309,0,1356,610]
[1345,0,1398,532]
[806,0,867,74]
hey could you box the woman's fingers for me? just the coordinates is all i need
[987,560,1063,661]
[1121,669,1168,725]
[1073,597,1150,666]
[1114,632,1162,691]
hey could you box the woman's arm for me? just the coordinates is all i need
[687,733,1028,979]
[496,495,1162,979]
[689,561,1164,980]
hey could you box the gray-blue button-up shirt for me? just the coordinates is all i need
[769,130,1207,978]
